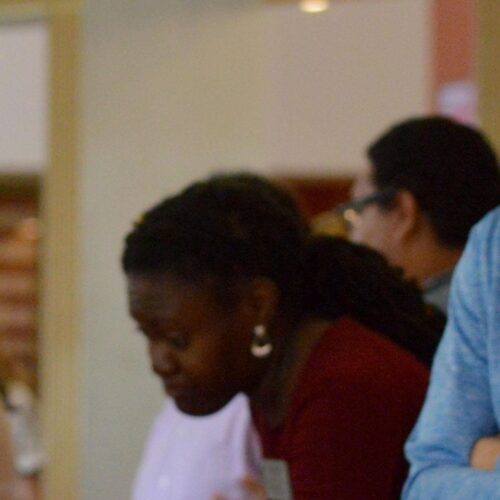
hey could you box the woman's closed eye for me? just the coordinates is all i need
[165,331,189,350]
[135,324,189,350]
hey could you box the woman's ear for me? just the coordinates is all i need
[239,277,280,326]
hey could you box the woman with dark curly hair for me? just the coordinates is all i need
[123,173,442,499]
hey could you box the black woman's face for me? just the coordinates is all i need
[127,273,257,416]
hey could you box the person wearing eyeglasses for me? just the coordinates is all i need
[337,116,500,314]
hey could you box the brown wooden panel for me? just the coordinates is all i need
[0,191,39,391]
[276,176,353,219]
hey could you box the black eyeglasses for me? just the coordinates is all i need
[335,187,397,229]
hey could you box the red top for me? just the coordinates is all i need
[252,317,429,500]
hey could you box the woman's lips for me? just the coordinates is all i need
[162,379,189,398]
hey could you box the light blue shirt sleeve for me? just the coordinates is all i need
[403,207,500,499]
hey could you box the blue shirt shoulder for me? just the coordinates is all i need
[403,207,500,499]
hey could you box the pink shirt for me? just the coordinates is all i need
[133,393,261,500]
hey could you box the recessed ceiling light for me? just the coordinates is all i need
[299,0,330,14]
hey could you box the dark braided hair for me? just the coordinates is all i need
[123,173,308,315]
[123,172,443,366]
[302,236,443,366]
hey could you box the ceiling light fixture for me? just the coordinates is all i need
[299,0,330,14]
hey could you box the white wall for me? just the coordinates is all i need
[264,0,431,174]
[81,0,430,498]
[81,2,267,499]
[0,21,48,172]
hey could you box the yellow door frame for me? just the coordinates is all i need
[0,1,81,498]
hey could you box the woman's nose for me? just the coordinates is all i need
[148,340,178,376]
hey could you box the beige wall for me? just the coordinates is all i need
[264,0,431,173]
[81,1,431,498]
[81,2,267,499]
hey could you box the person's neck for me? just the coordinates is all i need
[250,317,331,428]
[400,237,462,287]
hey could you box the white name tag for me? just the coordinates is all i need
[262,459,293,500]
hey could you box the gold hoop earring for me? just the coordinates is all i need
[250,324,273,358]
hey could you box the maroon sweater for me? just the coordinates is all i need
[252,317,429,500]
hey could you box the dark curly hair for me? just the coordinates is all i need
[368,116,500,247]
[122,173,443,366]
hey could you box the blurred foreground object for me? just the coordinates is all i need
[311,210,348,238]
[4,381,45,477]
[0,402,15,500]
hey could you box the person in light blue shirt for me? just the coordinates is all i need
[403,205,500,499]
